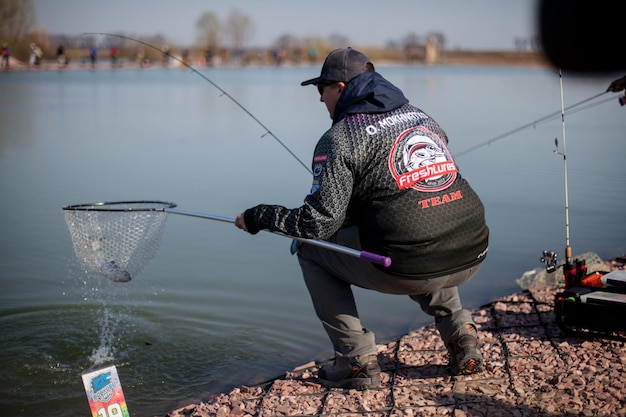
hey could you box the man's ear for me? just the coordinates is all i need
[336,82,346,93]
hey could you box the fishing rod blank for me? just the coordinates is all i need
[540,70,575,285]
[84,33,312,174]
[62,200,391,282]
[557,69,574,280]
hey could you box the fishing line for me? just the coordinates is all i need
[84,32,312,174]
[455,90,610,158]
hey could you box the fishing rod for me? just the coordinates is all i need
[540,70,587,288]
[455,90,612,158]
[557,69,572,270]
[84,32,312,174]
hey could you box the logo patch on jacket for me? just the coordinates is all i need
[388,126,458,192]
[310,158,326,194]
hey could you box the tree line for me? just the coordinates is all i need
[2,0,537,69]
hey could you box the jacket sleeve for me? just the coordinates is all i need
[243,127,354,240]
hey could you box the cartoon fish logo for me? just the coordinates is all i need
[388,126,457,192]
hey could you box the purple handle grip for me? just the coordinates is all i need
[360,251,392,267]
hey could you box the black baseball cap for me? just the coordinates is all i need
[300,47,374,86]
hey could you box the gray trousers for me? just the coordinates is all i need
[297,225,482,358]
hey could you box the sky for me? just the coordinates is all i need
[31,0,539,51]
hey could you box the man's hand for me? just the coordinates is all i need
[234,213,248,232]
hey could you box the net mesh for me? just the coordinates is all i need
[63,201,176,281]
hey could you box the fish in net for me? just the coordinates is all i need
[63,201,176,282]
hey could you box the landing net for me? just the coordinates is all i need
[62,201,176,281]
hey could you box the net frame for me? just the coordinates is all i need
[63,201,177,281]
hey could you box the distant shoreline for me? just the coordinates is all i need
[438,50,550,68]
[1,50,552,72]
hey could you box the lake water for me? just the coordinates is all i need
[1,63,624,417]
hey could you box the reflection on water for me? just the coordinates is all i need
[0,65,624,416]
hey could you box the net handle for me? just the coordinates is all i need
[61,202,391,267]
[164,208,392,267]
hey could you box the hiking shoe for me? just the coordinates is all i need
[446,323,483,375]
[318,354,381,390]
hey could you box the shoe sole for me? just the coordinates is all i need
[456,357,483,375]
[449,330,483,376]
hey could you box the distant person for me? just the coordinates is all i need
[234,47,489,390]
[1,43,10,70]
[29,43,43,67]
[35,45,43,66]
[110,47,118,68]
[29,43,37,67]
[56,44,66,68]
[162,44,170,66]
[90,46,98,68]
[272,47,284,66]
[204,48,214,67]
[136,46,145,67]
[293,47,303,63]
[308,46,318,63]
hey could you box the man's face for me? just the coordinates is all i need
[318,81,345,119]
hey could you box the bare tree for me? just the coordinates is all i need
[274,34,299,50]
[328,34,350,48]
[402,32,425,61]
[0,0,35,45]
[225,8,253,49]
[196,11,222,50]
[514,37,528,51]
[402,33,422,47]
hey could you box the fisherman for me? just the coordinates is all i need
[1,43,10,70]
[235,47,489,389]
[28,43,37,67]
[90,46,98,68]
[56,44,66,68]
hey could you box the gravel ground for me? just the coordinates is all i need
[164,260,626,417]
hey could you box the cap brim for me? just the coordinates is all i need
[300,76,324,86]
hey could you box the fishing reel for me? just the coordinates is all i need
[540,250,558,273]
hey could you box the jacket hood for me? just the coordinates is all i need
[333,71,409,124]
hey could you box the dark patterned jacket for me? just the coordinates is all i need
[244,71,488,278]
